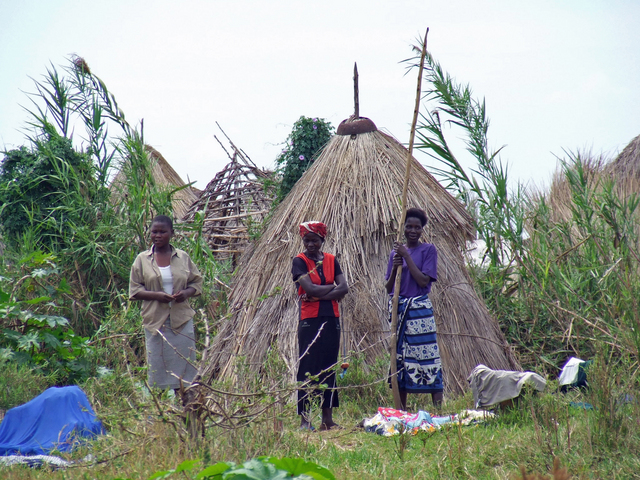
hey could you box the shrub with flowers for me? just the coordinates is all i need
[275,116,334,200]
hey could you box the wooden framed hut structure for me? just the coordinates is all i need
[181,127,274,265]
[203,116,519,395]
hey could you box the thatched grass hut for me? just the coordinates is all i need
[182,129,273,264]
[608,133,640,181]
[204,117,519,395]
[110,145,199,219]
[531,135,640,229]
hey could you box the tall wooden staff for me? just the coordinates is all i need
[390,28,429,410]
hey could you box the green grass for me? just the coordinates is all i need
[0,362,56,411]
[2,355,638,479]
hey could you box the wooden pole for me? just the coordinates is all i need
[354,62,359,118]
[389,28,429,410]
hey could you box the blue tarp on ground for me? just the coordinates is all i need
[0,386,104,456]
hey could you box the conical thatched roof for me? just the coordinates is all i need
[532,135,640,229]
[608,133,640,180]
[110,145,199,219]
[203,120,519,395]
[182,128,274,264]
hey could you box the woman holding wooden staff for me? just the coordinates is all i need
[385,208,443,410]
[293,221,349,431]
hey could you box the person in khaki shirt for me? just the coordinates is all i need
[129,215,203,391]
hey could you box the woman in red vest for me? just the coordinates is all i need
[292,221,349,431]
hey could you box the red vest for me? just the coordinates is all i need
[296,252,340,320]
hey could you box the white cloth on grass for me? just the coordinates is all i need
[558,357,586,387]
[467,364,546,408]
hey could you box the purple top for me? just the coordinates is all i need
[385,242,438,297]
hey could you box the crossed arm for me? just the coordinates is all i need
[297,273,349,302]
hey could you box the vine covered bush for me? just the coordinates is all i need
[275,116,333,200]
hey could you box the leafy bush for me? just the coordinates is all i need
[0,57,203,337]
[138,457,336,480]
[275,116,333,200]
[0,129,105,249]
[0,252,95,383]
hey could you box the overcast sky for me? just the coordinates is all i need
[1,1,639,191]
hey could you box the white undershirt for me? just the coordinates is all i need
[158,265,173,295]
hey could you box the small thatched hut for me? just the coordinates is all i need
[182,128,274,264]
[204,116,519,395]
[533,135,640,229]
[605,134,640,195]
[110,145,199,219]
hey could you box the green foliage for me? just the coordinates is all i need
[0,361,54,410]
[275,117,333,200]
[338,351,392,415]
[412,48,640,370]
[6,337,638,479]
[0,130,105,248]
[0,56,221,340]
[0,252,95,383]
[413,50,525,268]
[499,153,640,365]
[139,457,336,480]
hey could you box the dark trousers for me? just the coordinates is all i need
[297,316,340,415]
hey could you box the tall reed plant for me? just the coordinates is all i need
[411,49,640,371]
[0,56,216,339]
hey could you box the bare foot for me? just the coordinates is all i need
[319,422,341,431]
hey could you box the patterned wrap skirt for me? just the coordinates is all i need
[389,294,443,393]
[145,317,197,390]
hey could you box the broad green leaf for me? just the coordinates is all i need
[175,459,200,473]
[196,462,232,479]
[22,296,51,305]
[97,366,113,377]
[267,458,335,480]
[17,331,41,351]
[147,470,174,480]
[43,332,62,349]
[31,268,52,278]
[32,314,69,328]
[2,329,22,342]
[0,348,14,361]
[229,459,285,480]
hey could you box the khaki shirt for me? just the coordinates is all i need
[129,245,203,333]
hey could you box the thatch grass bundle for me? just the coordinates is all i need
[110,145,199,219]
[607,133,640,181]
[203,125,519,394]
[529,136,640,240]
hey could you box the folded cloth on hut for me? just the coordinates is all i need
[0,386,104,456]
[362,407,494,436]
[467,364,546,408]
